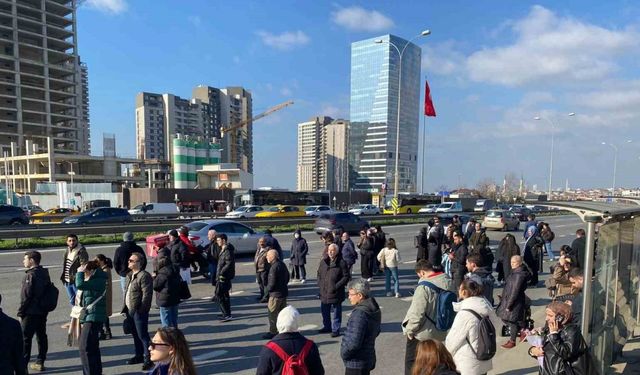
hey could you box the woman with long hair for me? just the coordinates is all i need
[411,339,459,375]
[148,327,197,375]
[95,254,113,340]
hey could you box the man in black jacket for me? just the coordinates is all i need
[263,249,289,339]
[215,234,235,321]
[317,244,350,337]
[167,230,190,281]
[447,231,468,293]
[114,231,146,293]
[123,252,154,371]
[18,251,49,372]
[571,229,587,268]
[497,255,530,349]
[204,229,220,283]
[0,293,26,375]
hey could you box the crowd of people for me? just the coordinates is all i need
[0,213,599,375]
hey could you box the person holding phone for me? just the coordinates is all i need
[527,301,596,374]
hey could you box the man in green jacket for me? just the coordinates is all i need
[401,260,451,375]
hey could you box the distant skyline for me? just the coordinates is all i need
[78,1,640,191]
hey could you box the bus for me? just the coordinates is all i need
[383,194,441,214]
[233,189,330,208]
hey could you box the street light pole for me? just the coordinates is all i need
[533,112,575,200]
[375,29,430,214]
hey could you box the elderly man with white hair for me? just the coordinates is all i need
[262,249,290,340]
[256,306,325,375]
[317,243,350,337]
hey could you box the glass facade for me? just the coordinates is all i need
[349,34,421,195]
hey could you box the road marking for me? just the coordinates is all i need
[193,350,228,363]
[298,324,318,331]
[230,290,244,296]
[403,260,417,264]
[401,297,413,302]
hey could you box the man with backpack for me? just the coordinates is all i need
[19,251,53,372]
[256,305,324,375]
[401,259,453,375]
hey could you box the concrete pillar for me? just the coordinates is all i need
[10,142,16,192]
[25,140,31,193]
[47,137,55,182]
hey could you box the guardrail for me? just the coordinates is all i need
[5,210,568,241]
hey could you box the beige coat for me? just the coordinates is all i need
[401,272,450,341]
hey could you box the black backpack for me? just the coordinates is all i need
[463,309,496,361]
[39,281,59,313]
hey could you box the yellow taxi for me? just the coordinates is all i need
[31,207,79,223]
[255,205,306,218]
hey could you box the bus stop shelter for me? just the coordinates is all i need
[544,201,640,373]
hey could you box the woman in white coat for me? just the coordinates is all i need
[445,279,502,375]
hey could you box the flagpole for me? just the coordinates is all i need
[421,102,427,194]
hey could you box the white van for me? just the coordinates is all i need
[129,203,179,216]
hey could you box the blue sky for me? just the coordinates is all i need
[79,0,640,191]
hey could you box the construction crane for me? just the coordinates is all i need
[220,100,293,135]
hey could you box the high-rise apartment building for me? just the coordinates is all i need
[136,86,253,174]
[296,116,349,192]
[349,34,421,194]
[78,59,89,154]
[0,0,89,155]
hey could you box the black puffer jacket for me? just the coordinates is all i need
[540,324,597,375]
[497,265,530,323]
[427,225,443,267]
[216,243,236,281]
[416,227,428,261]
[267,259,289,298]
[114,241,147,277]
[340,297,381,370]
[19,266,51,317]
[153,256,181,307]
[317,256,350,304]
[0,308,25,375]
[168,238,190,269]
[450,242,469,276]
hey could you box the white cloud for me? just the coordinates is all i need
[280,87,292,96]
[256,30,310,51]
[332,6,394,32]
[422,41,465,76]
[466,5,638,86]
[188,15,202,28]
[85,0,127,14]
[319,104,347,119]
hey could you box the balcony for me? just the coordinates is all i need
[45,1,73,17]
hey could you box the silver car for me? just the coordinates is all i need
[348,204,380,215]
[225,205,264,219]
[184,219,263,255]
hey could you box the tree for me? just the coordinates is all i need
[476,178,498,200]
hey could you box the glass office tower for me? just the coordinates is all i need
[349,34,421,196]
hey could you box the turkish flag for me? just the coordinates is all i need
[424,79,436,117]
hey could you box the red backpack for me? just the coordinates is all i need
[266,339,314,375]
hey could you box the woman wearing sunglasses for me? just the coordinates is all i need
[147,327,196,375]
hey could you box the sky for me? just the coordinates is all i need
[78,0,640,192]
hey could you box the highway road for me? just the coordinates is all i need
[0,214,585,374]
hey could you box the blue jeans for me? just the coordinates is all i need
[127,311,150,360]
[544,242,555,260]
[159,306,179,328]
[320,302,342,333]
[64,282,77,307]
[209,262,217,285]
[120,277,126,295]
[384,267,399,294]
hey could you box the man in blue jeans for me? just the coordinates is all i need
[123,252,154,371]
[317,244,350,337]
[59,234,88,328]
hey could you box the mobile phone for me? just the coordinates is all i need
[555,314,564,323]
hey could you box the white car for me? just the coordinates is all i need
[348,204,381,216]
[304,205,335,217]
[435,202,462,213]
[418,204,439,213]
[225,205,264,219]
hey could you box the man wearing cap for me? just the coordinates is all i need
[114,232,147,293]
[256,306,324,375]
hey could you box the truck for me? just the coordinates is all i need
[443,197,477,212]
[474,199,496,212]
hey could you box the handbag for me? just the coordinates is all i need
[70,291,105,320]
[122,313,134,335]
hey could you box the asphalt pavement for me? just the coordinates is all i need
[0,214,585,374]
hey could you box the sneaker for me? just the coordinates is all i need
[259,298,269,303]
[501,340,516,349]
[331,331,341,338]
[142,360,155,371]
[385,292,393,297]
[318,328,332,334]
[366,278,373,282]
[29,363,45,372]
[300,279,306,284]
[126,356,144,365]
[395,293,401,298]
[219,315,233,322]
[261,332,276,340]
